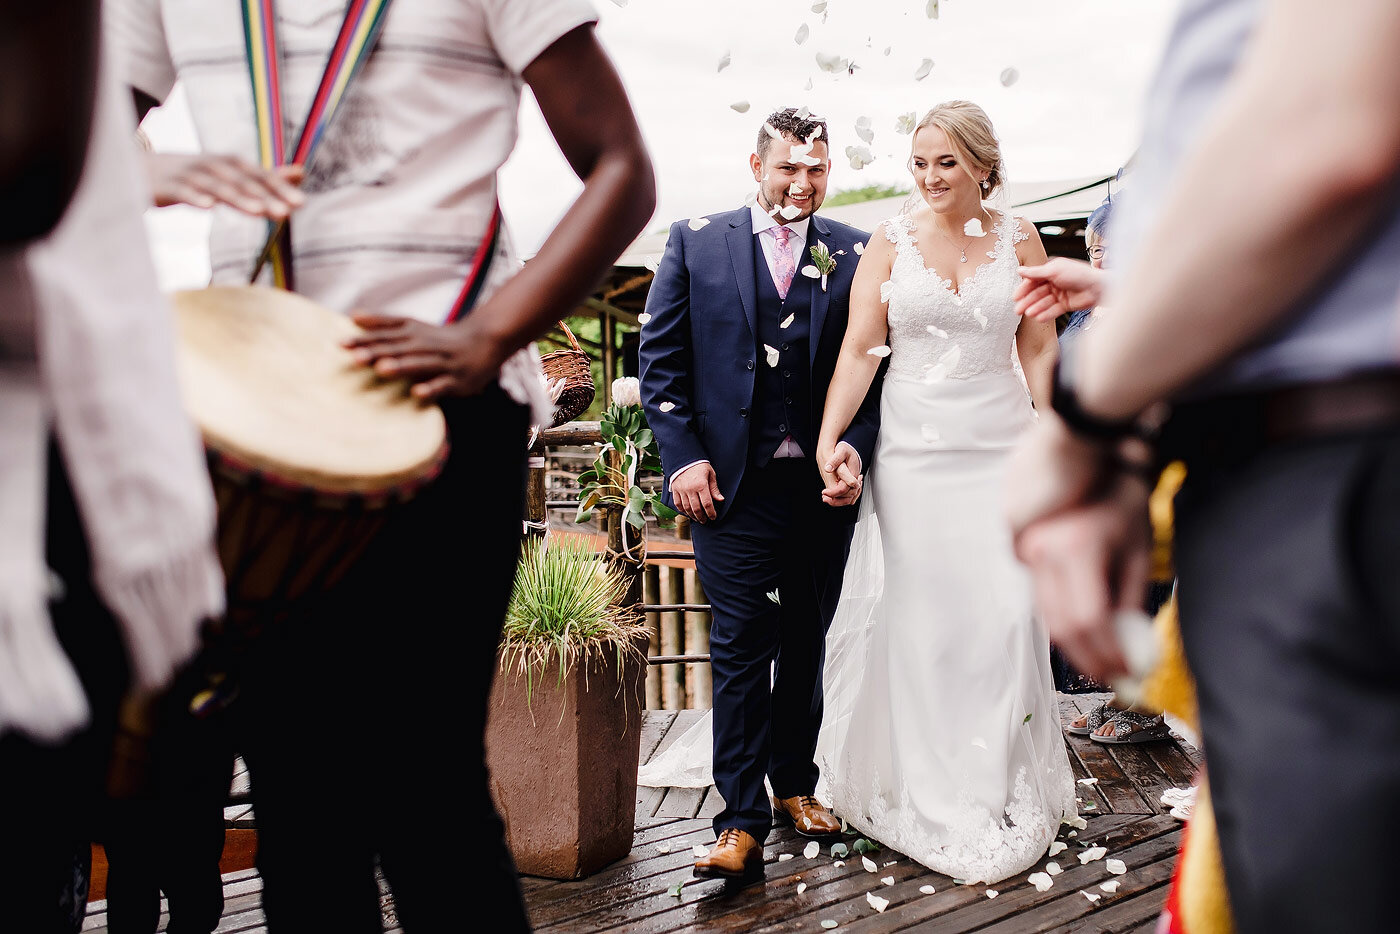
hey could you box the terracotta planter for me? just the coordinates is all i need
[485,636,648,880]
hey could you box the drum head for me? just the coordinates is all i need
[173,286,447,495]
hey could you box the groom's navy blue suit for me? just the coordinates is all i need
[640,206,881,841]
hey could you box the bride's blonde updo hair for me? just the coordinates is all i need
[912,101,1006,199]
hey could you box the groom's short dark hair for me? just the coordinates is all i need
[757,108,829,160]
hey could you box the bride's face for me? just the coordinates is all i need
[910,126,983,217]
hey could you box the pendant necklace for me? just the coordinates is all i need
[934,210,989,263]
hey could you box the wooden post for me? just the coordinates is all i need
[525,439,547,540]
[659,567,685,710]
[683,569,711,709]
[643,564,661,710]
[602,309,617,399]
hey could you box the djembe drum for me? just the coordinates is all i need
[172,285,448,709]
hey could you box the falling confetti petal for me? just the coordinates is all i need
[1100,880,1121,893]
[1029,872,1054,892]
[854,241,866,255]
[866,892,890,913]
[1078,778,1100,786]
[1106,859,1127,875]
[883,861,897,867]
[1062,816,1089,830]
[656,843,671,853]
[804,77,813,91]
[986,890,999,899]
[798,882,808,894]
[821,922,838,931]
[1045,861,1063,876]
[692,844,709,857]
[1000,67,1020,87]
[914,58,934,81]
[1079,847,1107,865]
[805,841,820,859]
[763,122,784,141]
[609,0,628,6]
[731,100,751,113]
[637,313,652,324]
[855,116,874,144]
[1082,891,1101,904]
[802,265,822,279]
[881,876,895,886]
[895,112,917,135]
[766,588,781,603]
[926,325,948,339]
[920,424,940,443]
[866,345,891,358]
[811,0,827,11]
[883,46,892,56]
[879,280,894,303]
[687,217,710,231]
[972,308,988,330]
[796,105,811,120]
[1049,841,1067,856]
[926,0,940,18]
[780,204,804,220]
[834,860,845,867]
[919,885,936,895]
[845,144,875,170]
[789,182,806,196]
[779,854,794,862]
[795,23,810,45]
[963,217,985,237]
[717,50,731,72]
[658,401,675,413]
[780,313,795,329]
[862,856,878,873]
[815,52,850,74]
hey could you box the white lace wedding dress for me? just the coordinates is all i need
[814,210,1075,884]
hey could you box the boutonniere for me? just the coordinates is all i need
[801,241,844,292]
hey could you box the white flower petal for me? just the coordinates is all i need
[655,843,672,854]
[833,860,845,868]
[796,105,811,120]
[804,77,814,91]
[963,217,985,237]
[919,885,936,895]
[658,401,676,413]
[763,123,784,142]
[691,844,709,857]
[883,46,892,56]
[687,216,710,231]
[768,204,783,217]
[881,876,895,886]
[608,0,627,6]
[1062,815,1089,830]
[1079,847,1107,865]
[789,182,805,196]
[779,854,794,862]
[766,588,781,604]
[803,841,820,859]
[811,0,827,11]
[1077,778,1099,786]
[637,313,652,325]
[926,0,940,18]
[1000,67,1020,87]
[866,345,891,358]
[853,241,866,255]
[895,112,917,135]
[866,892,890,913]
[815,52,849,74]
[925,325,948,339]
[986,890,999,899]
[1045,861,1063,876]
[914,58,934,81]
[1106,859,1127,875]
[730,100,751,113]
[802,265,822,279]
[780,204,804,220]
[717,50,731,72]
[798,152,824,166]
[780,313,796,330]
[797,882,808,894]
[879,280,894,303]
[972,307,988,330]
[920,423,940,443]
[795,23,810,45]
[821,922,838,931]
[1100,880,1121,893]
[1082,891,1101,905]
[1048,841,1067,856]
[1029,872,1054,892]
[861,856,878,873]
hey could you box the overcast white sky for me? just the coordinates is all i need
[142,0,1180,284]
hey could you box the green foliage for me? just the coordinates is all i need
[500,537,648,696]
[575,401,677,550]
[824,184,910,207]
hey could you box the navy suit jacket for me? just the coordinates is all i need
[639,206,883,522]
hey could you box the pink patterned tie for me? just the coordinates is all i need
[771,225,795,300]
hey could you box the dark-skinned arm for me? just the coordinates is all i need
[0,0,101,246]
[346,24,656,400]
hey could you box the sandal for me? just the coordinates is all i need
[1090,710,1172,744]
[1066,701,1120,736]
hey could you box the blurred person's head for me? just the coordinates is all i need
[909,101,1003,219]
[1086,199,1112,269]
[751,108,830,223]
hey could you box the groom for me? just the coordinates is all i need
[640,108,881,880]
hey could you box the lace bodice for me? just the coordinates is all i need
[882,210,1028,382]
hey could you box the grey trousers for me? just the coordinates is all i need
[1173,428,1400,934]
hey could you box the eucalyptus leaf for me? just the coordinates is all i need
[636,428,654,449]
[852,838,881,855]
[626,509,646,530]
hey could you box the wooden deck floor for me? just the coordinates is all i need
[84,694,1198,933]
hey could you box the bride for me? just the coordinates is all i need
[814,100,1075,884]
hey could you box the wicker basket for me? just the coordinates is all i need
[540,321,595,427]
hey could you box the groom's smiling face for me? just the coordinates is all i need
[750,137,831,223]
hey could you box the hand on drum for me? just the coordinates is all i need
[345,313,504,401]
[146,152,305,218]
[1014,258,1106,322]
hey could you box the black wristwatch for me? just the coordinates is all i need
[1050,353,1147,444]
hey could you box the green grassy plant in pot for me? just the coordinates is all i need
[485,537,651,879]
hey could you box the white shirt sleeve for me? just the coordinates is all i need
[103,0,179,102]
[480,0,600,76]
[669,459,711,487]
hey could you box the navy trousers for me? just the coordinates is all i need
[690,458,853,842]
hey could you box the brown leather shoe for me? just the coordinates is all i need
[693,828,764,880]
[772,794,842,837]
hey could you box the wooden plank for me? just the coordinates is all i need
[1143,740,1200,791]
[696,786,725,820]
[638,711,678,766]
[653,786,707,819]
[1065,734,1152,814]
[1102,739,1174,811]
[636,784,666,819]
[1053,879,1173,932]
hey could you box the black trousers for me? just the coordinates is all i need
[238,386,531,933]
[690,458,853,842]
[0,444,128,933]
[1172,427,1400,934]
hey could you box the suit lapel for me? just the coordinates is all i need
[725,208,759,339]
[807,214,833,368]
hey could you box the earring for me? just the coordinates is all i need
[981,179,990,190]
